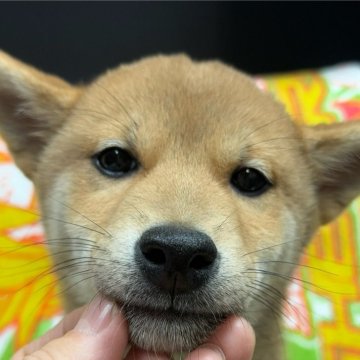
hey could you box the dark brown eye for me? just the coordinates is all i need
[93,147,138,178]
[230,167,271,196]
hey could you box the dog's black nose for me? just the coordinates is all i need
[135,225,218,293]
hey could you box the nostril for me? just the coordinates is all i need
[142,246,166,265]
[189,253,215,270]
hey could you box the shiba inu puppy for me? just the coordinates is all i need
[0,50,359,359]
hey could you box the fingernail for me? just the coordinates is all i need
[197,343,225,360]
[75,296,116,335]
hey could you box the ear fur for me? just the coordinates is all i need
[0,50,82,178]
[304,121,360,224]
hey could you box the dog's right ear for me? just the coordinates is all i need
[0,51,82,178]
[303,120,360,225]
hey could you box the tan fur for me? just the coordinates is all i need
[0,51,359,359]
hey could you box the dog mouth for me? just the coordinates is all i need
[114,300,228,353]
[120,301,227,320]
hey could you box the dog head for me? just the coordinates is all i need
[0,51,359,353]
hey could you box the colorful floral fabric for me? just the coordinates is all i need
[0,146,62,358]
[262,63,360,360]
[0,63,359,359]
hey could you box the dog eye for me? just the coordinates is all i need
[230,167,271,196]
[93,147,138,178]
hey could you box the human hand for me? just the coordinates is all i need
[12,296,255,360]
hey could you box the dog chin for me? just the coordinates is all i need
[122,303,225,353]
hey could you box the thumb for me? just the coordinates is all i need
[13,297,129,360]
[186,316,255,360]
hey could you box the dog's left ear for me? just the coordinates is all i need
[304,121,360,225]
[0,51,82,178]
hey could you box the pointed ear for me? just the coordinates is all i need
[0,50,82,178]
[304,121,360,224]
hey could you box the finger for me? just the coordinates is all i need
[186,343,225,360]
[12,296,129,360]
[186,316,255,360]
[14,305,86,355]
[125,346,169,360]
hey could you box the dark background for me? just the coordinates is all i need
[0,2,358,83]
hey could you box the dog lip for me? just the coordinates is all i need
[117,301,228,319]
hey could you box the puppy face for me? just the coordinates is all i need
[0,52,359,353]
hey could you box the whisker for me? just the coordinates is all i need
[44,237,100,246]
[43,217,107,236]
[0,258,95,281]
[245,268,355,295]
[213,211,236,233]
[242,118,286,142]
[0,237,100,256]
[19,208,107,236]
[0,255,117,285]
[51,257,117,271]
[0,248,100,271]
[48,196,112,237]
[252,279,307,323]
[94,82,139,130]
[255,260,339,275]
[253,279,287,302]
[36,268,95,295]
[0,241,44,255]
[241,239,300,258]
[55,274,97,299]
[302,251,360,267]
[244,136,302,151]
[123,201,148,222]
[1,259,96,296]
[245,284,284,319]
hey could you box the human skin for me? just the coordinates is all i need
[12,296,255,360]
